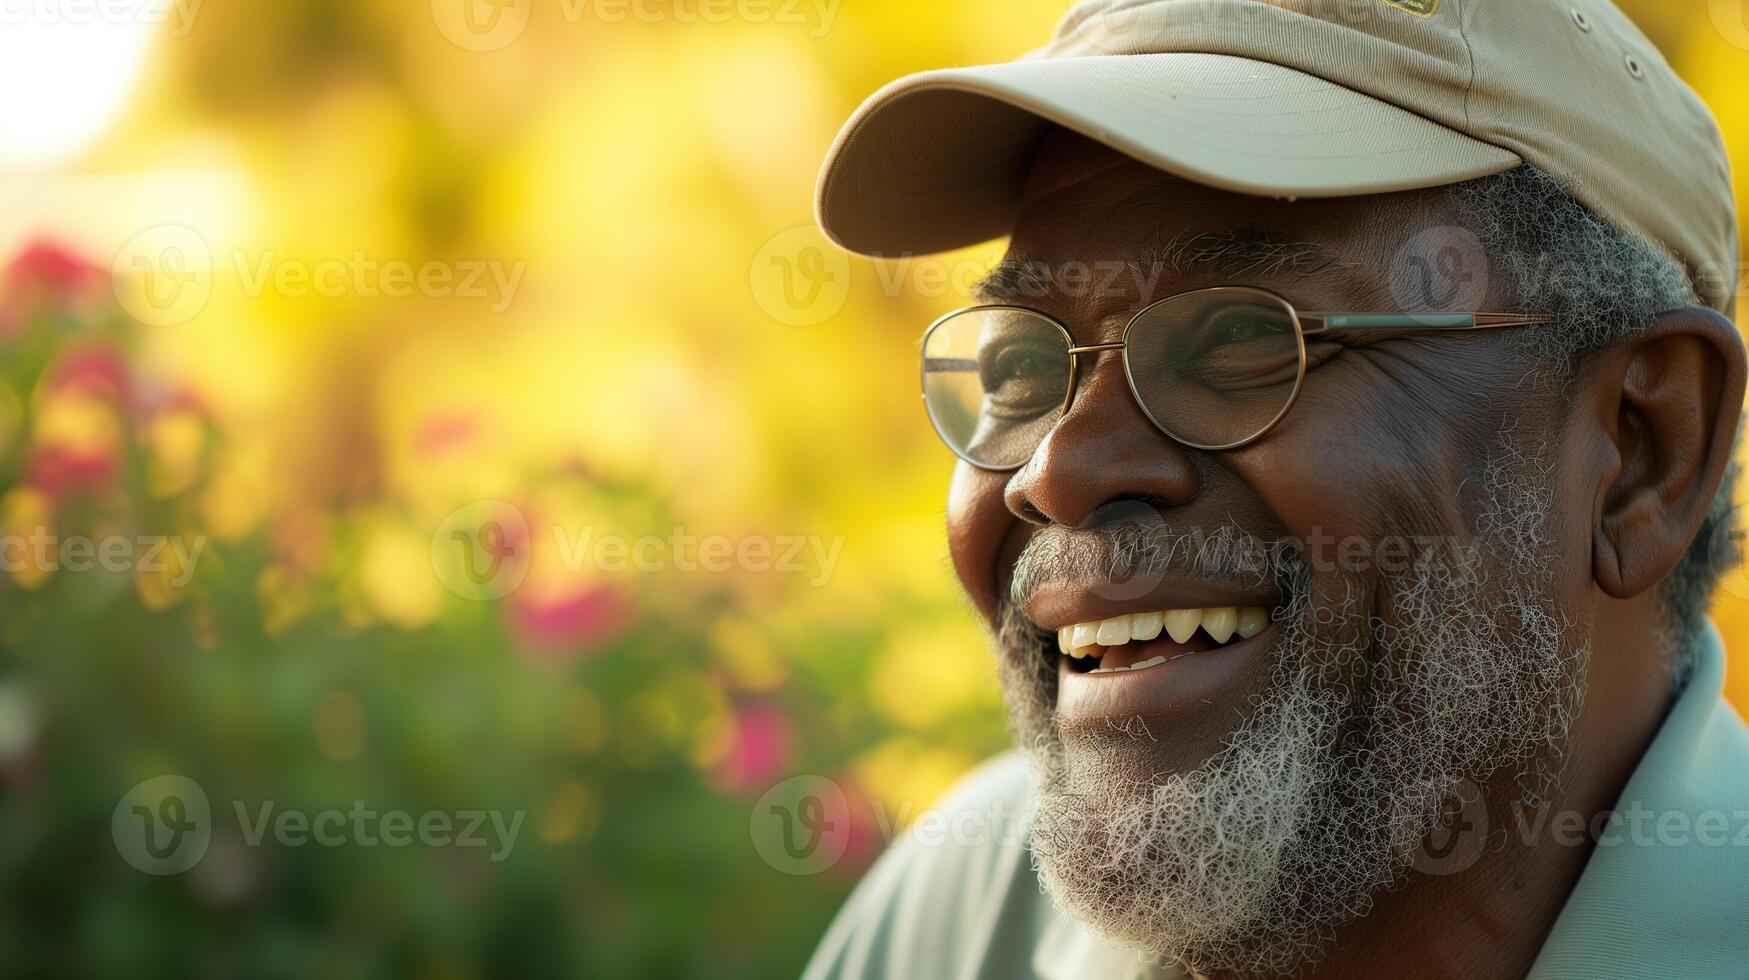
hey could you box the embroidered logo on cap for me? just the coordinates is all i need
[1382,0,1441,15]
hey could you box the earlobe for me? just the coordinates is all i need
[1592,306,1746,599]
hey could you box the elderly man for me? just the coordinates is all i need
[803,2,1749,978]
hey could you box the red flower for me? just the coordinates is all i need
[41,343,133,405]
[507,581,631,659]
[0,241,108,336]
[23,344,132,497]
[24,444,118,497]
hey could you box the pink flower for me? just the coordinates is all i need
[506,581,631,659]
[709,700,794,796]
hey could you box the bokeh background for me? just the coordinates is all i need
[0,2,1746,977]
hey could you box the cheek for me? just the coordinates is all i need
[946,463,1022,623]
[1238,372,1498,550]
[1237,435,1465,554]
[1548,414,1604,599]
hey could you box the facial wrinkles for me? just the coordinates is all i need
[991,443,1586,976]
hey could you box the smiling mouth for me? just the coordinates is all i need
[1054,606,1273,674]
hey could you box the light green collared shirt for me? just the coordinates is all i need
[804,623,1749,980]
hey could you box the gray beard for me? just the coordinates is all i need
[995,455,1588,976]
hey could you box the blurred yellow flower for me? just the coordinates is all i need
[256,564,315,636]
[200,442,274,541]
[31,388,119,461]
[535,778,599,845]
[0,486,54,590]
[709,614,789,692]
[352,518,443,631]
[145,409,207,498]
[135,534,198,611]
[850,737,978,832]
[867,621,998,731]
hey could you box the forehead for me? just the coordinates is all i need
[993,130,1463,318]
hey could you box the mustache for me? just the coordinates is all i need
[1006,521,1300,613]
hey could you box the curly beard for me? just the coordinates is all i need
[994,455,1587,976]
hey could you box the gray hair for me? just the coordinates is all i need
[1446,165,1739,680]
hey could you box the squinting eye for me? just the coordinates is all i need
[974,343,1068,418]
[1208,312,1285,345]
[982,349,1047,387]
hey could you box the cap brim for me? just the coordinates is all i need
[816,53,1522,256]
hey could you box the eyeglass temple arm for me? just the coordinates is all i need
[1298,312,1554,335]
[923,343,1123,373]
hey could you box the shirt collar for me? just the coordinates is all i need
[1528,619,1749,977]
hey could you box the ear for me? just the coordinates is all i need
[1591,306,1746,598]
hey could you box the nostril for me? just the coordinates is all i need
[1016,500,1050,525]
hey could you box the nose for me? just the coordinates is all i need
[1004,350,1201,527]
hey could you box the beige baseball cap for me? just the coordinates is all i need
[815,0,1738,313]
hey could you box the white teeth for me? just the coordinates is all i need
[1090,655,1168,674]
[1164,608,1200,644]
[1237,606,1269,639]
[1058,605,1272,659]
[1070,622,1099,650]
[1130,611,1163,642]
[1094,614,1132,646]
[1201,607,1237,644]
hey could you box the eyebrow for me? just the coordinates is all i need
[970,229,1353,303]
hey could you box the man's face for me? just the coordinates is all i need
[948,133,1590,973]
